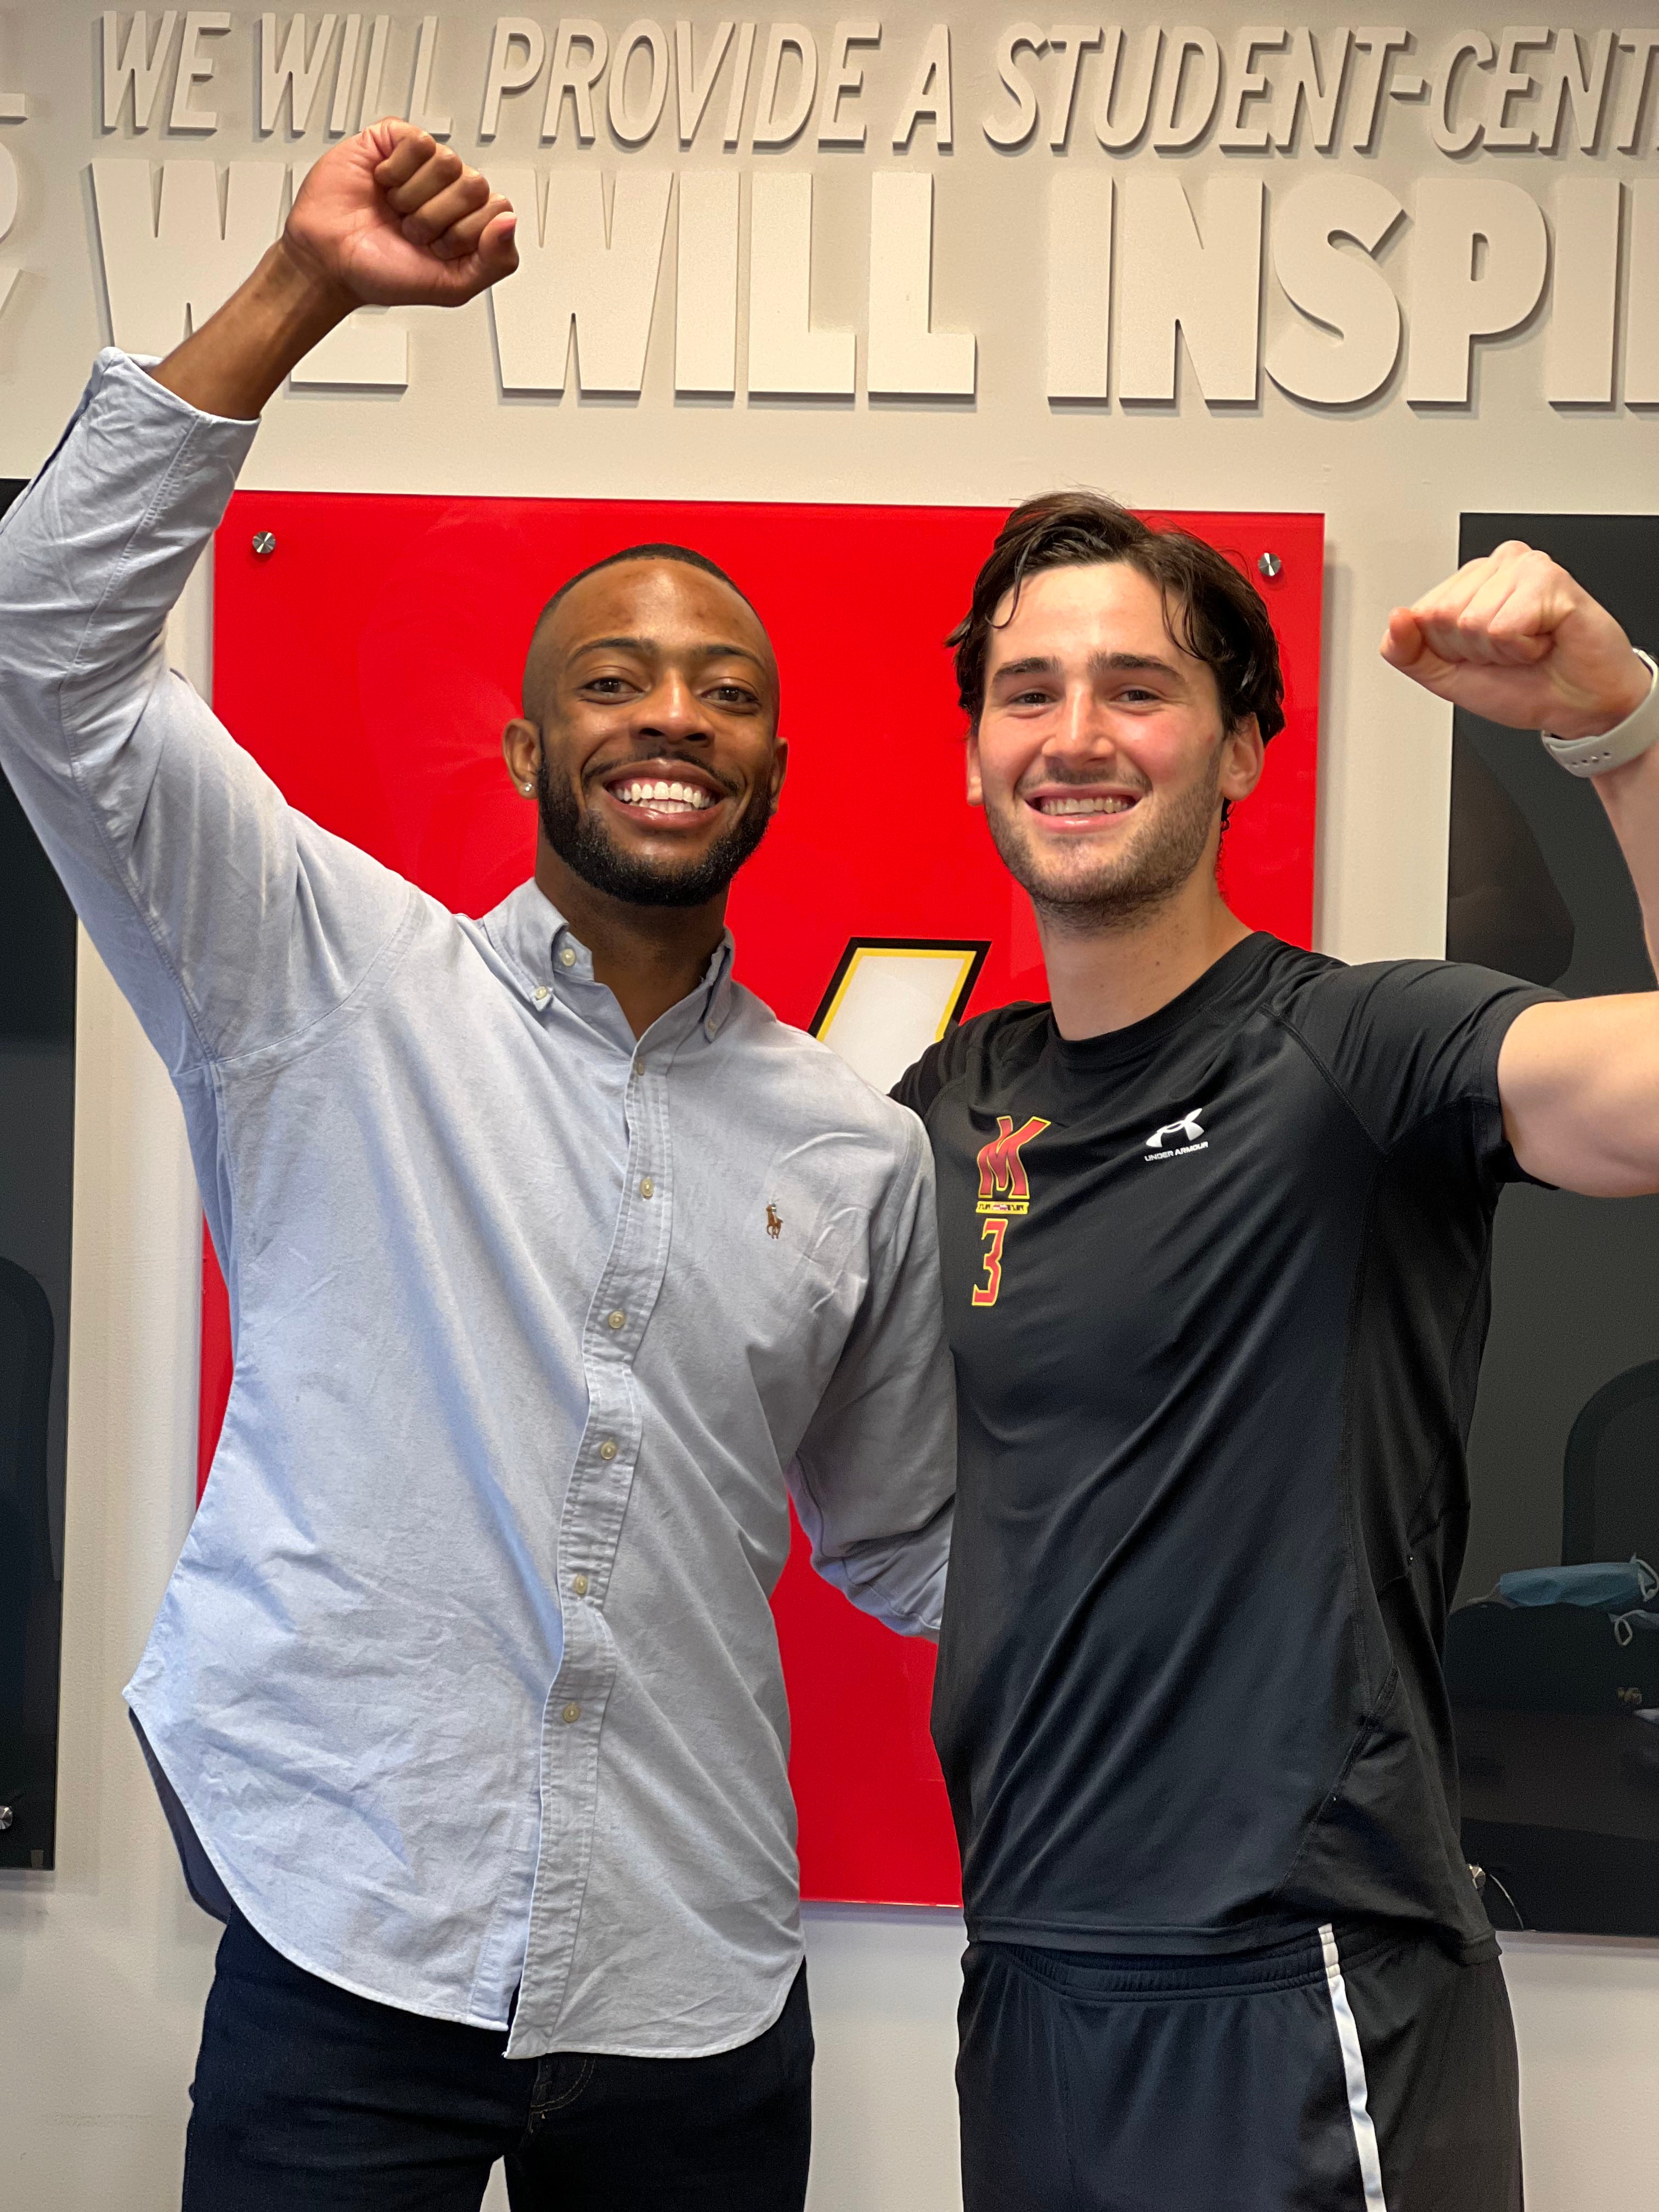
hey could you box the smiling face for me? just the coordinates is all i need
[505,556,785,911]
[967,562,1265,931]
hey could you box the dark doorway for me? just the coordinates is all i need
[1447,512,1659,1936]
[0,473,76,1872]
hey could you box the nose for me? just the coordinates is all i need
[1047,680,1112,761]
[635,669,712,744]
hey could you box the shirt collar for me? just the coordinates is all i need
[479,878,738,1042]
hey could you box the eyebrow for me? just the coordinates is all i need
[569,634,769,671]
[990,649,1184,686]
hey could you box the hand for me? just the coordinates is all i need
[1381,543,1651,743]
[281,117,518,313]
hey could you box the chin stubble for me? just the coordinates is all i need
[986,755,1221,937]
[535,759,775,910]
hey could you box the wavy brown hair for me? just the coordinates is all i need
[948,492,1286,742]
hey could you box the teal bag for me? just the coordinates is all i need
[1496,1559,1658,1613]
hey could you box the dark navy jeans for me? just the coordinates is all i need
[183,1913,813,2211]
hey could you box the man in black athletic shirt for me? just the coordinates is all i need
[894,496,1659,2211]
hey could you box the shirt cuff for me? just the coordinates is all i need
[93,344,264,431]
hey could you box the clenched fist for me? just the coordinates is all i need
[283,117,519,312]
[1381,544,1650,746]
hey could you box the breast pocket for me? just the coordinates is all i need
[672,1141,872,1443]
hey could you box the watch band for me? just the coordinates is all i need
[1539,650,1659,778]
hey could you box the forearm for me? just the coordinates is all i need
[1592,737,1659,977]
[146,118,517,416]
[150,240,353,419]
[792,1480,953,1639]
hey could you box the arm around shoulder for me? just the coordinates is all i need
[787,1107,957,1640]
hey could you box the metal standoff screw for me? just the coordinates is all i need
[251,531,278,558]
[0,1805,13,1832]
[1257,551,1283,580]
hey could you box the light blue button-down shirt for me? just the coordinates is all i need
[0,353,956,2058]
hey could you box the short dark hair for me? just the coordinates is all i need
[948,492,1285,741]
[538,542,758,627]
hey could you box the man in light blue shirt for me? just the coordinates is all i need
[0,121,956,2211]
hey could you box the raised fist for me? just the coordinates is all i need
[1381,544,1650,745]
[283,117,518,311]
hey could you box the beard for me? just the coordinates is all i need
[983,752,1221,935]
[536,757,776,910]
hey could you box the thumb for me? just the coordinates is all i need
[473,207,520,285]
[1380,608,1422,672]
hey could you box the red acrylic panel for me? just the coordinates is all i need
[202,492,1323,1906]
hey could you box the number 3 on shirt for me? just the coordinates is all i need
[972,1218,1008,1308]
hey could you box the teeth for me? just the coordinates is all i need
[1038,795,1133,816]
[613,778,713,812]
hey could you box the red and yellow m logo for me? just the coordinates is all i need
[975,1116,1051,1211]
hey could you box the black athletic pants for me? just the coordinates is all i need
[182,1913,813,2212]
[958,1923,1522,2211]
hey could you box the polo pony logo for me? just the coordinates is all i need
[765,1203,783,1240]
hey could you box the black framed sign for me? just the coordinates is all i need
[0,473,76,1872]
[1447,512,1659,1937]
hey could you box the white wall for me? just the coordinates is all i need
[3,3,1658,2204]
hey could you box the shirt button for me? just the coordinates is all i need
[532,985,550,1008]
[639,1177,654,1199]
[560,945,577,969]
[607,1310,627,1331]
[597,1439,618,1462]
[572,1572,589,1597]
[562,1702,582,1724]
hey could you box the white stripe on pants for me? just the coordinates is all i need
[1319,1923,1389,2209]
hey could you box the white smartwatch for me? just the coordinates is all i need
[1539,649,1659,778]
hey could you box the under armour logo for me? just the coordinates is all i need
[1146,1109,1205,1151]
[765,1203,783,1240]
